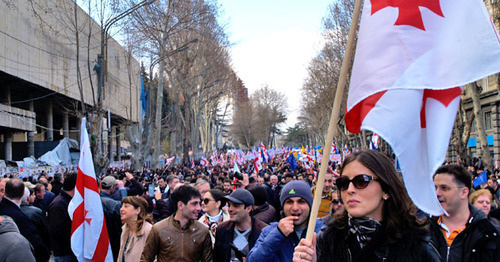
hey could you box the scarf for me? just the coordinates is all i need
[348,215,382,249]
[204,210,224,237]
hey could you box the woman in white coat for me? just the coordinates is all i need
[117,196,153,262]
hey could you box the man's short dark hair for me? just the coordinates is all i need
[63,172,77,191]
[54,173,63,182]
[171,185,201,212]
[248,186,268,206]
[34,183,45,194]
[5,179,25,200]
[166,175,178,184]
[434,164,472,190]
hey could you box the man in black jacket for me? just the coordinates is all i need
[99,176,123,261]
[0,178,50,261]
[430,164,500,262]
[48,172,78,261]
[214,189,268,261]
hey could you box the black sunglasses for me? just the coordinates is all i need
[332,199,342,204]
[336,174,378,191]
[202,198,214,204]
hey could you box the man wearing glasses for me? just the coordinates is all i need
[429,164,500,262]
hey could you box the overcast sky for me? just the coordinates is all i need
[217,0,332,128]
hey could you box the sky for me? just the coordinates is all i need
[217,0,332,128]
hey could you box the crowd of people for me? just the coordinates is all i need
[0,149,499,261]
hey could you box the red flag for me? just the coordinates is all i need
[345,0,500,215]
[68,118,112,261]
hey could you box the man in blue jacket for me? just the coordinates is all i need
[247,180,323,262]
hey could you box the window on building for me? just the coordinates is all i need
[484,111,492,130]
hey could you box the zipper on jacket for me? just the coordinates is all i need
[446,246,450,262]
[347,248,352,262]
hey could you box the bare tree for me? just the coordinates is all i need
[470,82,492,169]
[297,0,355,146]
[450,98,474,165]
[231,101,256,148]
[251,85,287,147]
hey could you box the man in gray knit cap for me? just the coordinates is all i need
[247,180,324,262]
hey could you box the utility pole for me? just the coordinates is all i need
[92,0,155,172]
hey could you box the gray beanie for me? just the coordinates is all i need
[280,180,313,208]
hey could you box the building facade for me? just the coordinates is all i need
[0,0,141,161]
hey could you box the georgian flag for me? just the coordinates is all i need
[370,133,380,151]
[254,156,262,173]
[165,156,175,167]
[345,0,500,215]
[200,157,209,167]
[68,118,113,262]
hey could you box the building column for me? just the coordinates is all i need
[109,126,115,162]
[63,112,69,138]
[27,99,35,157]
[46,102,53,141]
[492,102,500,163]
[116,126,121,161]
[4,133,12,161]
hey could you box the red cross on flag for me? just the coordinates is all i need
[200,157,209,167]
[345,0,500,215]
[68,118,113,261]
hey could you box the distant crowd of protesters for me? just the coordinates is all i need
[0,149,499,261]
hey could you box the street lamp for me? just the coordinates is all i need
[97,0,156,108]
[92,0,155,165]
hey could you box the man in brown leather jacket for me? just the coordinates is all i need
[141,185,212,262]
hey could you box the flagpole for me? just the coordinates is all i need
[305,0,363,242]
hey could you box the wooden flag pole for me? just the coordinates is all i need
[305,0,364,242]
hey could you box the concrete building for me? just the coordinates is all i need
[0,0,141,161]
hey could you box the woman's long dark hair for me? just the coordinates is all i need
[121,196,153,233]
[207,189,226,211]
[331,149,425,243]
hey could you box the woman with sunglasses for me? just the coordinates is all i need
[293,149,440,262]
[118,196,153,262]
[199,188,229,246]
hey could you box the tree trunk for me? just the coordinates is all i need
[470,82,492,169]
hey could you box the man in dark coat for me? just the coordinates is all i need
[48,172,78,261]
[0,178,50,261]
[430,164,500,262]
[21,187,50,250]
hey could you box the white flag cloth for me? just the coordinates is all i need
[234,162,241,174]
[254,156,262,173]
[345,0,500,215]
[68,118,113,261]
[200,157,209,167]
[165,156,175,167]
